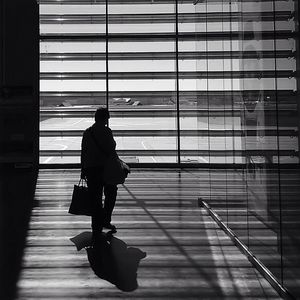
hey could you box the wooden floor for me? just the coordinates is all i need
[16,169,282,300]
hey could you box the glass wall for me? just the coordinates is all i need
[42,0,292,166]
[195,0,300,298]
[39,0,298,166]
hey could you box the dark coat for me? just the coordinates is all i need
[81,122,117,169]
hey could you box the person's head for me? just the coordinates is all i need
[95,107,110,124]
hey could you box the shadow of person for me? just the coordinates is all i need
[70,231,147,292]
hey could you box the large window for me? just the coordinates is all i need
[39,0,298,166]
[40,1,178,164]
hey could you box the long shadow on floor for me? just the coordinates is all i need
[0,165,38,300]
[70,231,147,292]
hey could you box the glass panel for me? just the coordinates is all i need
[242,0,281,280]
[179,1,199,164]
[108,1,177,163]
[39,3,107,164]
[279,0,300,297]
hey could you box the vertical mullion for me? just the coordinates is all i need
[240,0,250,249]
[295,0,300,161]
[106,0,109,109]
[229,2,235,165]
[205,1,211,166]
[272,0,284,285]
[1,0,6,87]
[175,0,181,164]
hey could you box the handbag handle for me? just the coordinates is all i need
[78,178,87,186]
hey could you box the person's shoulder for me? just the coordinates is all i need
[83,126,93,136]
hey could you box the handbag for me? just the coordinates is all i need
[68,179,92,216]
[90,128,130,185]
[102,155,130,185]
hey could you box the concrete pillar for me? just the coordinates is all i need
[295,0,300,162]
[0,0,39,168]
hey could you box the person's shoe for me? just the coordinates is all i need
[103,223,117,233]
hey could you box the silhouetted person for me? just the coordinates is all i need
[81,107,118,239]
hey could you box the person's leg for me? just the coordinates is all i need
[86,168,104,234]
[103,184,118,227]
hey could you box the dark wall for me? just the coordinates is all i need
[0,1,39,299]
[0,0,39,168]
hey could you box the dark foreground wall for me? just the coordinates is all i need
[0,0,39,168]
[0,1,39,299]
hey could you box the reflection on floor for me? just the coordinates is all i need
[16,169,281,299]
